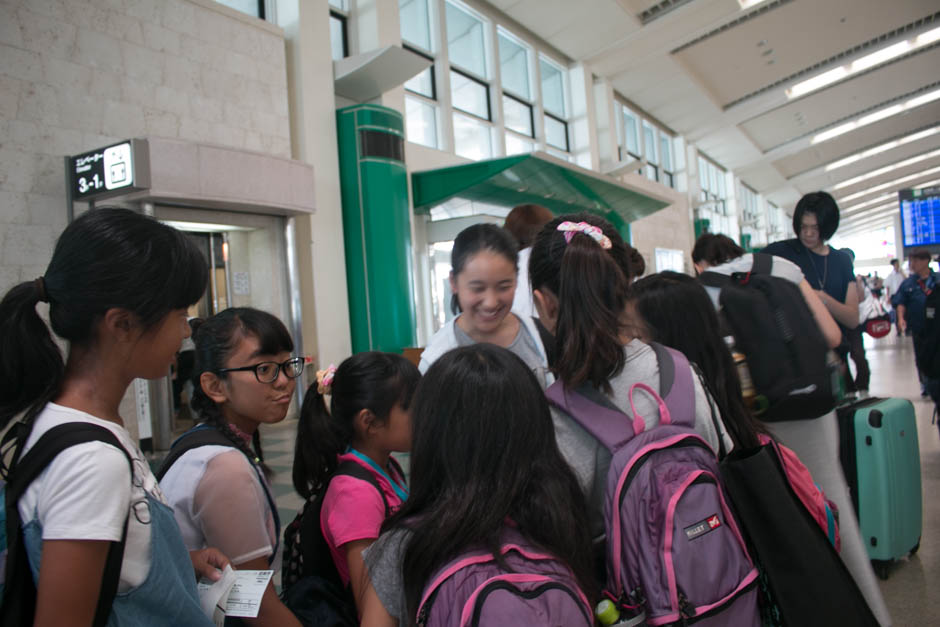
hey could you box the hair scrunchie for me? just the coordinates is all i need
[34,276,49,303]
[557,221,612,250]
[316,364,337,395]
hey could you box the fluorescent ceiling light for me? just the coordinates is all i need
[841,192,895,214]
[811,88,940,145]
[738,0,771,9]
[824,126,940,172]
[835,163,940,198]
[787,26,940,99]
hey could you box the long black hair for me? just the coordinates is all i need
[292,352,420,500]
[529,212,633,392]
[450,223,518,314]
[0,208,206,431]
[189,307,295,472]
[629,272,766,450]
[386,344,595,623]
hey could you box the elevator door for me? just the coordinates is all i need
[152,206,300,446]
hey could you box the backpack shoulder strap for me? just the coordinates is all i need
[751,252,773,275]
[648,342,696,430]
[545,382,640,451]
[698,270,730,289]
[155,425,234,481]
[3,422,132,627]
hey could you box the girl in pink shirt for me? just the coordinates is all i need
[287,351,420,616]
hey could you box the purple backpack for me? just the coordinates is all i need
[546,343,760,626]
[415,528,593,627]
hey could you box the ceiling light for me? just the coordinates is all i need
[824,126,940,172]
[835,163,940,197]
[841,192,895,214]
[811,88,940,145]
[738,0,771,9]
[787,26,940,100]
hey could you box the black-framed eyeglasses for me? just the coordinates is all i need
[217,357,305,384]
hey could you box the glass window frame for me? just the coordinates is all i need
[502,92,534,138]
[404,45,437,100]
[497,27,532,103]
[450,67,491,121]
[544,111,569,152]
[445,0,491,80]
[215,0,265,19]
[330,9,349,59]
[404,93,441,149]
[400,0,434,54]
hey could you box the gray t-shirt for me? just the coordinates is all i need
[453,314,548,388]
[363,527,412,624]
[551,339,731,540]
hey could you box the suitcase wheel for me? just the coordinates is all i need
[873,560,891,581]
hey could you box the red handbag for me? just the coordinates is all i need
[865,315,891,338]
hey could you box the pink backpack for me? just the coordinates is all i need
[758,434,840,551]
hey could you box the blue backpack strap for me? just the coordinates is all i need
[648,342,696,429]
[2,422,132,627]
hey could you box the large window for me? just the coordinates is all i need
[401,0,439,148]
[540,56,568,153]
[446,0,493,159]
[498,29,535,154]
[697,153,731,233]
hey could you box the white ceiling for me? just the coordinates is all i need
[484,0,940,234]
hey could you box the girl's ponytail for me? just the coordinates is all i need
[0,280,64,429]
[292,352,420,500]
[530,213,633,392]
[292,380,345,499]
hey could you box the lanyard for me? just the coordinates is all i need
[918,278,933,297]
[346,448,409,502]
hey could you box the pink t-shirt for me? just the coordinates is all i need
[320,453,407,585]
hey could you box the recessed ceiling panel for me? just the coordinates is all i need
[740,47,940,151]
[772,103,940,178]
[672,0,936,107]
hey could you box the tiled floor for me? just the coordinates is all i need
[254,334,938,623]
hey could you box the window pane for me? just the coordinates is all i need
[505,132,534,156]
[540,58,565,117]
[215,0,261,18]
[623,110,639,155]
[643,122,657,165]
[405,96,438,148]
[446,1,487,77]
[544,115,568,151]
[717,170,726,198]
[698,157,709,191]
[400,0,432,51]
[645,163,659,182]
[503,95,533,137]
[451,70,489,119]
[330,15,346,61]
[329,0,348,10]
[660,134,673,171]
[405,65,435,99]
[498,32,530,100]
[453,112,493,160]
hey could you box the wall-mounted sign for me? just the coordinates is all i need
[68,138,150,201]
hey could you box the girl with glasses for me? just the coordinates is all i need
[0,208,226,627]
[159,307,304,627]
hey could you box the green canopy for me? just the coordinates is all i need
[411,153,670,226]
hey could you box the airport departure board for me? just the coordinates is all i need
[900,186,940,247]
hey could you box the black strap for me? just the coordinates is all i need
[751,252,773,275]
[157,425,281,565]
[698,270,730,289]
[3,422,133,627]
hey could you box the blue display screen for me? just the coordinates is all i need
[900,187,940,247]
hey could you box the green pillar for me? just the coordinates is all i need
[336,105,416,354]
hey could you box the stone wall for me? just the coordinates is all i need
[0,0,291,291]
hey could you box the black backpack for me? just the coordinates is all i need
[280,459,396,627]
[699,253,836,421]
[1,422,133,627]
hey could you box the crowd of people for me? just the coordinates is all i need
[3,189,930,626]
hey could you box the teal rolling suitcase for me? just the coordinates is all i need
[837,397,922,579]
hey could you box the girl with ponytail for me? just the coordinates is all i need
[0,207,224,627]
[158,307,305,627]
[287,352,419,614]
[528,213,732,541]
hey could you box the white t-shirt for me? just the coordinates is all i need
[884,270,904,302]
[703,253,804,308]
[160,445,278,567]
[511,246,536,319]
[18,403,163,591]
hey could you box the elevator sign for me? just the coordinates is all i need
[68,138,149,200]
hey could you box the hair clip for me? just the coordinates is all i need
[316,364,337,395]
[557,221,612,249]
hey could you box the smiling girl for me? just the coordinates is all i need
[159,307,304,627]
[418,223,551,387]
